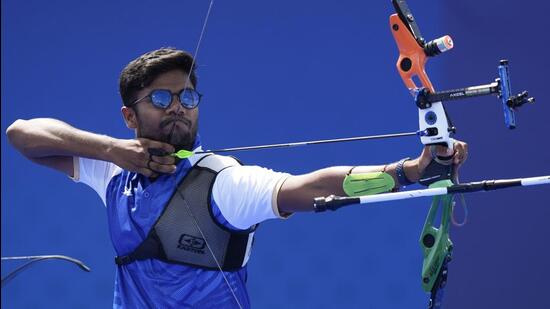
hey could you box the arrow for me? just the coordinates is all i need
[171,131,420,159]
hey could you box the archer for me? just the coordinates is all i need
[6,47,468,308]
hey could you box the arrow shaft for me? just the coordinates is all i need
[197,131,419,154]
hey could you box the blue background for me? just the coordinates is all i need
[2,0,549,308]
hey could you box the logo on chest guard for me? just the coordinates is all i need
[178,234,206,254]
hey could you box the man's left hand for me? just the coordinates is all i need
[405,139,469,183]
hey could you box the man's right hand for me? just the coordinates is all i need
[6,118,180,179]
[109,138,177,178]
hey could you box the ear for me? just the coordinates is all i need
[121,106,138,129]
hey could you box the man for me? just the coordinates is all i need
[6,48,468,308]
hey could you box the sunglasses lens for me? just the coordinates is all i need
[150,90,172,108]
[180,89,200,108]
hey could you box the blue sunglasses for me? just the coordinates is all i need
[130,88,202,109]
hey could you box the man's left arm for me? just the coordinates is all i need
[277,140,468,213]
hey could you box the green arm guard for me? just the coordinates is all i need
[342,172,395,197]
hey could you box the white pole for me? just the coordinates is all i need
[521,176,550,186]
[356,175,550,205]
[358,187,449,204]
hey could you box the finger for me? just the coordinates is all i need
[143,160,163,177]
[453,147,463,165]
[452,164,460,181]
[453,142,469,165]
[150,154,176,165]
[441,145,454,157]
[454,155,461,165]
[148,157,176,171]
[148,148,168,156]
[462,142,469,161]
[146,159,155,171]
[147,159,177,174]
[138,167,156,178]
[149,141,175,155]
[421,145,431,155]
[455,149,467,165]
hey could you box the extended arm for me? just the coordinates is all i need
[277,160,419,213]
[277,141,468,213]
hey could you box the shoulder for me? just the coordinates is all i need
[192,154,241,172]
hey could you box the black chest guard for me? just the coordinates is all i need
[115,154,257,271]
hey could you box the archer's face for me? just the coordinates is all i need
[125,69,199,150]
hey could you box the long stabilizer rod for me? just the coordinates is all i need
[313,175,550,212]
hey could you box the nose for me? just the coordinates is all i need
[165,93,185,114]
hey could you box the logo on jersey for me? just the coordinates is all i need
[178,234,206,254]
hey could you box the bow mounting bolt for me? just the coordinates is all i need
[507,91,535,108]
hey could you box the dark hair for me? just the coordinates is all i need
[119,48,198,106]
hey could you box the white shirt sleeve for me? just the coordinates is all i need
[70,156,122,206]
[212,165,292,230]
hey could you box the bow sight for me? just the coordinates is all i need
[415,60,535,129]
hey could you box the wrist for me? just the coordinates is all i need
[395,157,415,186]
[103,136,120,163]
[403,158,420,183]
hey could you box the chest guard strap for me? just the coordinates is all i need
[115,154,257,271]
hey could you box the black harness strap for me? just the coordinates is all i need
[115,154,256,271]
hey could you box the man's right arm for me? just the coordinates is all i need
[6,118,177,177]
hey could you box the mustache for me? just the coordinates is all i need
[160,117,190,128]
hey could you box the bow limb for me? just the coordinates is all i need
[1,255,91,288]
[390,0,455,150]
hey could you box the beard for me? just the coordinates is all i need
[136,116,198,151]
[163,119,198,150]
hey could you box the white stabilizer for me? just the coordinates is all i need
[521,176,550,186]
[358,187,448,204]
[356,175,550,205]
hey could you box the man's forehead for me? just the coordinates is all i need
[148,70,193,89]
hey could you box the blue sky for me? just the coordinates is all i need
[2,1,549,308]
